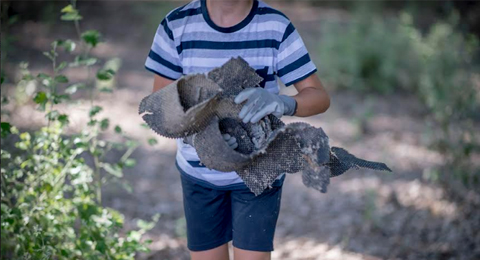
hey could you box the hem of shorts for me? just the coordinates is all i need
[188,237,232,252]
[232,241,274,252]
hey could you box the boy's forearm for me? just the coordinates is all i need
[290,73,330,117]
[292,87,330,117]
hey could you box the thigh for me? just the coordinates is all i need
[180,174,233,252]
[230,179,284,252]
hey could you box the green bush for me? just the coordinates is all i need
[411,16,480,187]
[317,8,421,94]
[317,8,480,188]
[1,1,157,259]
[317,9,478,95]
[1,124,156,259]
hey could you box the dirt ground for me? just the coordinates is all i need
[3,1,479,259]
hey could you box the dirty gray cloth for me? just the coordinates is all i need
[139,57,392,195]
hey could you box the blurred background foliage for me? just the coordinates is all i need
[1,0,479,259]
[314,2,479,192]
[1,1,159,259]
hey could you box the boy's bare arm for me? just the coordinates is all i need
[152,74,174,93]
[292,74,330,117]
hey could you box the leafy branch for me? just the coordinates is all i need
[0,1,155,259]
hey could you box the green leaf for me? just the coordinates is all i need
[19,132,31,141]
[22,74,35,81]
[98,140,107,147]
[121,182,133,193]
[70,56,97,67]
[81,30,101,47]
[37,73,52,87]
[114,125,122,134]
[137,214,160,232]
[46,110,60,121]
[103,58,122,73]
[43,51,52,60]
[61,5,75,13]
[88,119,97,126]
[33,92,48,106]
[58,114,69,126]
[51,40,60,49]
[37,73,50,80]
[61,12,82,21]
[65,83,86,94]
[96,69,115,81]
[55,75,69,83]
[19,62,29,70]
[1,122,12,138]
[100,118,109,131]
[56,39,77,53]
[102,163,123,178]
[89,106,102,117]
[109,208,125,226]
[137,219,155,231]
[53,94,70,104]
[124,158,136,168]
[140,123,150,129]
[62,40,76,52]
[126,140,139,148]
[56,62,68,72]
[99,87,113,93]
[43,51,57,60]
[77,203,100,221]
[148,138,158,146]
[0,76,4,84]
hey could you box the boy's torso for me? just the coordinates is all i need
[166,0,291,187]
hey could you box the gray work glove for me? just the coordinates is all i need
[222,134,238,150]
[234,88,297,124]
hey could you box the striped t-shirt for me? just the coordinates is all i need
[145,0,317,188]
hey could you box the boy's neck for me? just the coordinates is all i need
[206,0,254,28]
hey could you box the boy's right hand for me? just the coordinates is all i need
[222,134,238,150]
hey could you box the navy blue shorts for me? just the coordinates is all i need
[179,170,285,252]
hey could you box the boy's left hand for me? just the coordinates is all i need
[234,88,296,124]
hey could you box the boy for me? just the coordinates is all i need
[145,0,330,259]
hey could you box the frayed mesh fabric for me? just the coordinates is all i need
[139,57,392,195]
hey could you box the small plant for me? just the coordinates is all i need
[1,1,157,259]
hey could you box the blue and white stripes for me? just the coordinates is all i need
[145,0,317,188]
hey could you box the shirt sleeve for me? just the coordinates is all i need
[276,22,317,86]
[145,18,183,80]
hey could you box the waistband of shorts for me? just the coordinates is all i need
[176,160,286,191]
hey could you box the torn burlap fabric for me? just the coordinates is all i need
[139,58,392,195]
